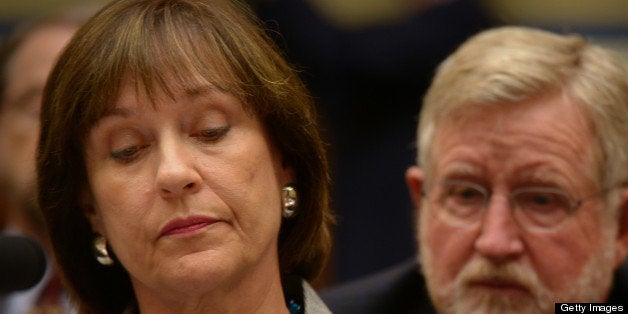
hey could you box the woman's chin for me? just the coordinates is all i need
[128,250,244,297]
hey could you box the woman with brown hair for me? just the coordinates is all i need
[37,0,334,312]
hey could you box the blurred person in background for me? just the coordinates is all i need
[0,6,96,313]
[37,0,334,312]
[322,26,628,313]
[252,0,498,283]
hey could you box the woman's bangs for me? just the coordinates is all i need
[128,13,242,102]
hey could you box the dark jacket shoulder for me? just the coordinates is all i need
[320,260,435,314]
[321,259,628,313]
[609,260,628,303]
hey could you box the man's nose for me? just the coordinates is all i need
[474,194,525,263]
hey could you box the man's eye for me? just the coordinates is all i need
[449,186,484,204]
[517,191,571,212]
[195,126,230,143]
[458,187,482,199]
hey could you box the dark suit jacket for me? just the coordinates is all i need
[321,259,628,313]
[320,260,435,314]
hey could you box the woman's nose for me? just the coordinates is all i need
[473,195,525,263]
[155,139,202,198]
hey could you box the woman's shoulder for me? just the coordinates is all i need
[302,280,332,314]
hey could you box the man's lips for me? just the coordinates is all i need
[468,279,530,295]
[159,216,220,237]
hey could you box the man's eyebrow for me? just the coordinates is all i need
[441,163,482,177]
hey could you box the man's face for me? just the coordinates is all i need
[0,25,75,212]
[407,93,628,313]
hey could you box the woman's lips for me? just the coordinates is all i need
[159,216,219,237]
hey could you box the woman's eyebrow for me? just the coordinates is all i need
[183,85,216,99]
[95,107,135,125]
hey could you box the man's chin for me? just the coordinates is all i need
[426,266,551,314]
[447,285,546,314]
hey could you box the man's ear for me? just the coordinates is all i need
[80,189,104,236]
[614,187,628,269]
[405,166,425,216]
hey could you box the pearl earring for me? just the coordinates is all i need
[93,235,114,266]
[282,185,297,218]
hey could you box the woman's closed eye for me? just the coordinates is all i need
[106,125,230,164]
[194,126,230,143]
[110,145,148,163]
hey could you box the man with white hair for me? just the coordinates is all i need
[322,26,628,313]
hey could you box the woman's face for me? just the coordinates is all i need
[84,80,293,300]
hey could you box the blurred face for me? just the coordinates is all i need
[406,93,628,313]
[0,24,75,213]
[84,81,293,306]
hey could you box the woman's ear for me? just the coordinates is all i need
[80,188,104,235]
[278,154,296,187]
[614,187,628,269]
[405,166,425,216]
